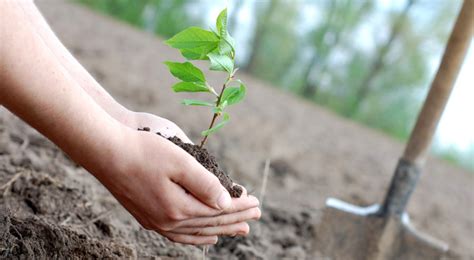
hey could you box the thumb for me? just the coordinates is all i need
[177,159,232,211]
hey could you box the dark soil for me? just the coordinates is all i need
[138,128,243,198]
[0,171,135,259]
[0,210,134,259]
[209,206,319,259]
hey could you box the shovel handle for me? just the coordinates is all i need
[380,0,473,217]
[403,0,473,165]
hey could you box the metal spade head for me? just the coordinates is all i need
[313,197,452,259]
[311,159,453,259]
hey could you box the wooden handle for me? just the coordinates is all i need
[403,0,473,165]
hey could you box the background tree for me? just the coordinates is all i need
[300,0,374,99]
[228,0,244,36]
[244,0,279,72]
[342,0,416,118]
[76,0,201,37]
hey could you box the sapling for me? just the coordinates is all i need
[162,9,246,256]
[164,8,246,149]
[138,8,246,200]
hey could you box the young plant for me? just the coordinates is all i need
[164,8,246,148]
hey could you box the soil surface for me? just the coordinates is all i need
[0,0,473,259]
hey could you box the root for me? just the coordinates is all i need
[60,215,72,226]
[0,172,25,198]
[259,159,271,210]
[202,245,209,260]
[0,170,61,199]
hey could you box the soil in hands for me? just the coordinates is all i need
[138,127,243,198]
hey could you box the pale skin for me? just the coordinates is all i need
[0,1,260,245]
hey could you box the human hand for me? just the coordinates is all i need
[95,127,260,245]
[123,111,192,143]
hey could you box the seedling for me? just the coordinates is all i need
[164,8,246,148]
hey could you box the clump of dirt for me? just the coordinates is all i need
[138,128,243,198]
[0,211,134,259]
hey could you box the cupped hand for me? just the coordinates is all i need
[125,111,192,143]
[96,127,260,245]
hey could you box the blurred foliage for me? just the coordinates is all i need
[435,145,474,171]
[74,0,470,171]
[74,0,202,37]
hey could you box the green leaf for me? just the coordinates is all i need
[201,113,230,136]
[222,32,236,55]
[180,45,216,60]
[208,53,234,73]
[215,7,235,56]
[181,99,214,106]
[218,37,233,55]
[221,83,246,106]
[165,27,219,50]
[224,32,236,49]
[164,61,205,82]
[172,82,210,93]
[216,8,227,37]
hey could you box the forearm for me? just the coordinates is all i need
[0,1,123,175]
[16,1,133,125]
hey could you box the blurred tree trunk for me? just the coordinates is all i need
[301,1,372,100]
[301,1,336,98]
[244,0,279,72]
[345,0,416,117]
[228,0,244,35]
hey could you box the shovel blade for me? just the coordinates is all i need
[311,198,453,260]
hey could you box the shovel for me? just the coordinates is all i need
[313,0,473,259]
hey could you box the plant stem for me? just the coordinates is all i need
[199,113,219,148]
[199,74,233,148]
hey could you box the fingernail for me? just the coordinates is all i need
[217,189,232,210]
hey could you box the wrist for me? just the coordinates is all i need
[113,106,135,126]
[77,116,130,182]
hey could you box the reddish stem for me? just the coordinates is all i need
[199,75,232,148]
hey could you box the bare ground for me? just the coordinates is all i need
[0,0,473,259]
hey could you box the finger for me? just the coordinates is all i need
[225,195,259,214]
[160,231,218,245]
[179,187,259,218]
[171,182,259,218]
[179,207,261,228]
[154,117,193,144]
[224,185,261,214]
[173,222,249,237]
[176,156,232,211]
[171,181,221,217]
